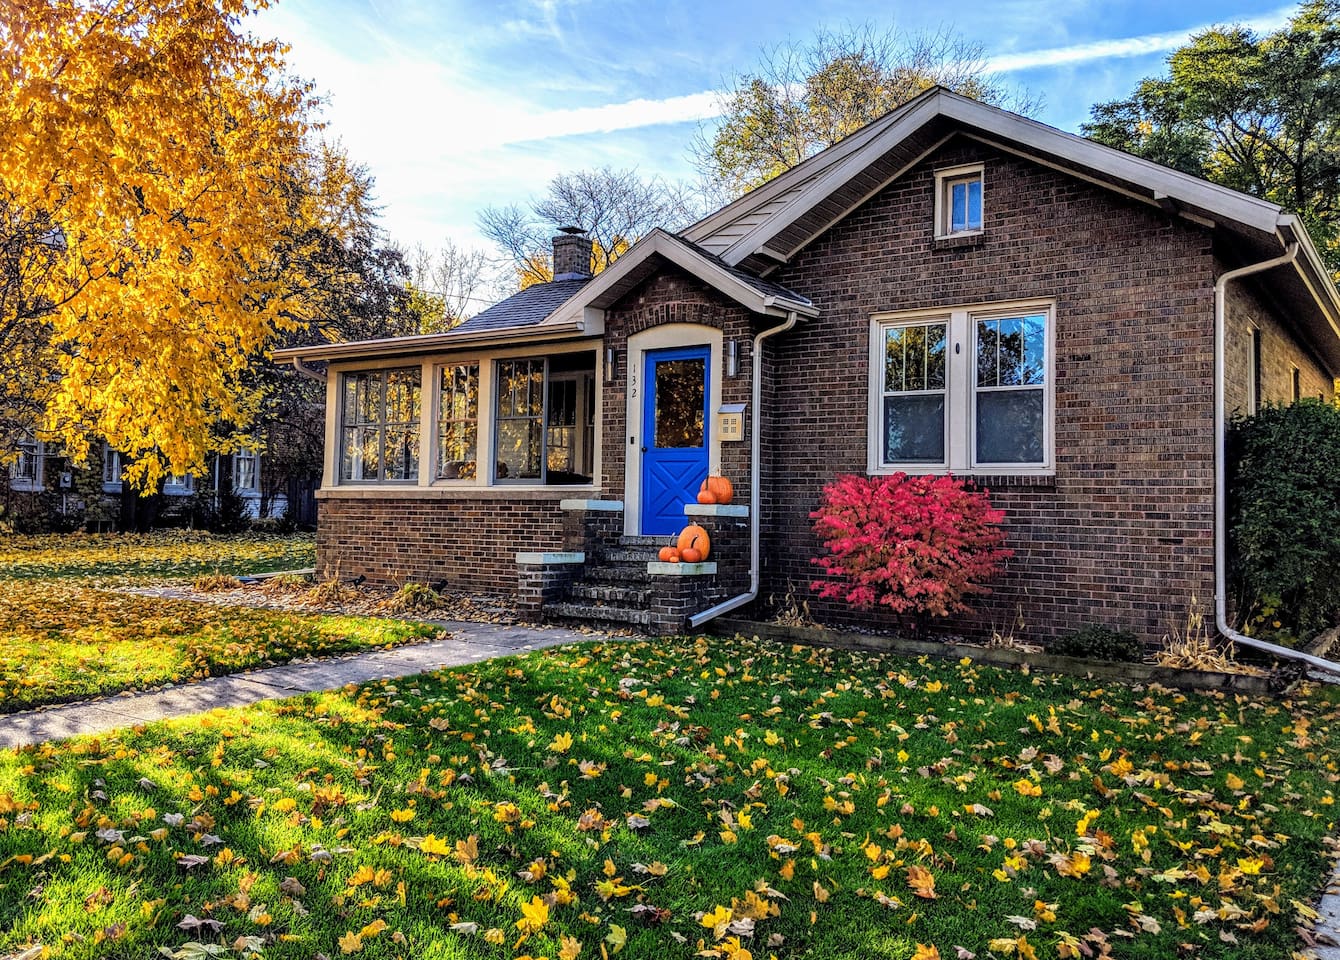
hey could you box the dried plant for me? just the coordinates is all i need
[1154,599,1267,676]
[768,581,817,628]
[193,571,242,592]
[302,568,362,607]
[381,582,446,615]
[986,605,1039,651]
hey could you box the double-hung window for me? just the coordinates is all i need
[11,440,40,490]
[878,320,948,465]
[437,363,480,479]
[340,367,421,482]
[871,301,1053,474]
[233,451,258,492]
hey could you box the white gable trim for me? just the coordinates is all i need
[545,229,817,327]
[713,88,1285,269]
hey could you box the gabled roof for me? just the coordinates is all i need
[544,228,817,326]
[682,85,1340,374]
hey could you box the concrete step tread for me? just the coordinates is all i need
[566,583,652,606]
[545,601,652,627]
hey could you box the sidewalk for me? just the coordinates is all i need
[0,620,595,750]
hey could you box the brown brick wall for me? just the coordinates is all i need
[761,138,1220,642]
[600,267,761,512]
[316,492,567,590]
[1225,279,1335,414]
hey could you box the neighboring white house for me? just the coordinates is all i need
[7,440,284,520]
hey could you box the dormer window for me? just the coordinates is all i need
[934,164,984,238]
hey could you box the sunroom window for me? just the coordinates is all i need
[340,367,421,482]
[437,363,479,480]
[492,352,596,485]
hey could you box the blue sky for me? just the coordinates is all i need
[254,0,1298,253]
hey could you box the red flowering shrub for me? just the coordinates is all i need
[810,473,1012,623]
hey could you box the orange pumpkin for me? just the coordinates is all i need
[676,524,711,560]
[696,489,718,505]
[668,552,681,563]
[701,475,734,505]
[658,545,679,562]
[681,547,703,563]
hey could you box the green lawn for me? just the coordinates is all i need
[0,532,435,711]
[1,635,1336,959]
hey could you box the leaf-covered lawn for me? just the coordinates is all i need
[0,582,439,712]
[1,636,1336,960]
[0,532,431,711]
[0,531,315,583]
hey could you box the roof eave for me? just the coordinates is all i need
[271,319,594,364]
[546,230,818,324]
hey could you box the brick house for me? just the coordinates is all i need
[275,88,1340,640]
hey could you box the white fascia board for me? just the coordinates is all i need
[720,93,944,266]
[546,230,816,323]
[682,88,940,245]
[271,320,589,362]
[939,96,1283,234]
[718,88,1287,269]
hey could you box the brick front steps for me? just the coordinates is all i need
[517,501,747,635]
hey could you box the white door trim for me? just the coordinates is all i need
[624,323,724,536]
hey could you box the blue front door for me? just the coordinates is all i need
[641,346,710,536]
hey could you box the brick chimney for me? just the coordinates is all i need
[551,225,592,281]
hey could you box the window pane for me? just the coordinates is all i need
[496,419,542,479]
[1022,314,1047,385]
[951,182,966,232]
[884,327,906,392]
[976,390,1045,464]
[967,179,982,230]
[342,426,380,481]
[926,323,946,389]
[385,368,421,426]
[977,319,999,386]
[997,316,1024,386]
[438,364,479,479]
[884,322,946,392]
[883,394,945,463]
[384,428,419,480]
[653,358,705,448]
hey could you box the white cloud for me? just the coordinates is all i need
[986,6,1296,73]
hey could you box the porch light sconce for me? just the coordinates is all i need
[726,339,740,378]
[604,346,618,382]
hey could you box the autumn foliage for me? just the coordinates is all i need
[1,0,319,485]
[810,472,1011,620]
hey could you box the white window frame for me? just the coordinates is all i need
[869,299,1055,476]
[933,163,985,239]
[10,439,42,492]
[233,451,259,493]
[164,472,194,495]
[871,315,951,471]
[102,444,123,492]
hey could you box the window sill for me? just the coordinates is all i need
[932,231,985,251]
[318,485,599,501]
[868,466,1055,488]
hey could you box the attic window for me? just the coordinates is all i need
[934,164,984,238]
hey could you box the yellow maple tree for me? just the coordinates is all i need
[0,0,320,486]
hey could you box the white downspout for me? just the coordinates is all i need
[688,310,799,628]
[1214,241,1340,677]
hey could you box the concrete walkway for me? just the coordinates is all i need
[0,620,597,750]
